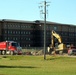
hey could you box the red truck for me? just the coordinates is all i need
[0,41,22,55]
[68,46,76,55]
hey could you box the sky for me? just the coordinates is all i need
[0,0,76,25]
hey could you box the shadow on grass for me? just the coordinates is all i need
[47,56,64,60]
[0,65,37,68]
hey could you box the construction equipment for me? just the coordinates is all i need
[0,41,22,55]
[48,30,67,54]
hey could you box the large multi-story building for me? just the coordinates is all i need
[0,19,76,48]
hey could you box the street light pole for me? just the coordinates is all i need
[44,1,46,60]
[39,0,50,60]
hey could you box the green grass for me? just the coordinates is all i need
[0,55,76,75]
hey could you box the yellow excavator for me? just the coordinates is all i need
[48,30,67,54]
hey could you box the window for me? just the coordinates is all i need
[26,38,30,41]
[11,43,18,47]
[47,32,49,35]
[7,37,10,40]
[4,30,7,34]
[64,33,67,36]
[18,31,20,34]
[54,26,57,30]
[26,38,28,40]
[28,25,31,28]
[4,24,7,28]
[8,31,10,34]
[29,32,30,34]
[26,32,28,34]
[13,31,15,34]
[16,31,18,34]
[13,37,15,40]
[21,31,23,34]
[10,31,12,34]
[29,44,30,47]
[16,37,18,40]
[4,37,7,40]
[29,38,30,40]
[23,31,25,34]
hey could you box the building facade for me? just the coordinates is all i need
[0,19,76,48]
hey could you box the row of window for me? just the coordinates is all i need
[4,37,76,42]
[3,36,32,47]
[4,23,33,29]
[40,25,75,31]
[36,31,75,37]
[3,29,76,37]
[62,38,75,41]
[4,23,76,31]
[4,37,31,41]
[21,44,31,47]
[4,30,31,35]
[1,21,76,33]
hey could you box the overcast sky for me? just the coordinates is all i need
[0,0,76,25]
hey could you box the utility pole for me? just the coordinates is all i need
[39,0,50,60]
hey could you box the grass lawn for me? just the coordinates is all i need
[0,55,76,75]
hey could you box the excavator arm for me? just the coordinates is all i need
[52,30,62,43]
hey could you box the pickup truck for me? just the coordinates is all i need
[68,47,76,55]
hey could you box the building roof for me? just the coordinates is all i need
[0,19,76,26]
[34,20,60,24]
[0,19,34,24]
[34,20,76,26]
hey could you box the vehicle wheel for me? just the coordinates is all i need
[10,51,14,55]
[59,51,63,55]
[2,51,6,55]
[0,51,1,55]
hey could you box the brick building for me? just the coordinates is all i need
[0,19,76,48]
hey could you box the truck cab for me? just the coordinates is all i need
[0,41,22,55]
